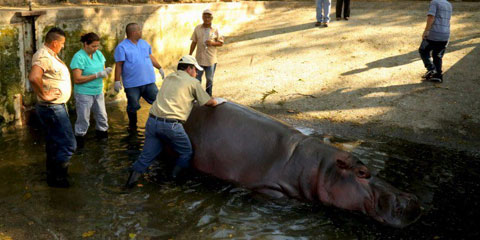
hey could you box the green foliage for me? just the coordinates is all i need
[0,26,22,116]
[99,35,118,90]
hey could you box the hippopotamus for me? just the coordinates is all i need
[183,102,421,228]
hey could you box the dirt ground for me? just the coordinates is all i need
[212,1,480,152]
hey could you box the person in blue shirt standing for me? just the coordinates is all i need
[114,23,165,132]
[315,0,331,27]
[70,32,112,148]
[419,0,452,83]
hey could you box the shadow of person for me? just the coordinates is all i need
[341,35,480,76]
[441,41,480,84]
[224,23,317,44]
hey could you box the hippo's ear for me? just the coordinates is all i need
[336,159,350,169]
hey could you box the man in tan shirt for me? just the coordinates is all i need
[28,27,76,188]
[189,9,224,96]
[126,55,226,188]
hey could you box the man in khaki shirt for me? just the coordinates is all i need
[28,27,76,188]
[126,55,226,188]
[189,9,224,96]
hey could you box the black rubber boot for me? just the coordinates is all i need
[46,157,55,183]
[75,135,85,149]
[127,111,137,132]
[171,166,183,179]
[125,171,142,188]
[95,130,108,139]
[47,163,70,188]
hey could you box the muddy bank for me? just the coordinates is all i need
[260,107,480,155]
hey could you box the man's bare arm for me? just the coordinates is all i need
[189,41,197,55]
[115,61,123,82]
[150,55,162,69]
[423,15,435,39]
[28,65,61,101]
[206,39,223,47]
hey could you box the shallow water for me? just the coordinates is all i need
[0,102,479,239]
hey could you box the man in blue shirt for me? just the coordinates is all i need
[419,0,452,83]
[114,23,165,131]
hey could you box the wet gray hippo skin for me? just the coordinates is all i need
[184,102,421,228]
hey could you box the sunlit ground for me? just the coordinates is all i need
[214,1,480,132]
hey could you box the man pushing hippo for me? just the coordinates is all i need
[125,55,226,187]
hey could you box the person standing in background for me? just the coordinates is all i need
[315,0,331,27]
[189,9,224,96]
[114,23,165,132]
[336,0,351,21]
[28,27,76,188]
[70,32,112,148]
[419,0,452,83]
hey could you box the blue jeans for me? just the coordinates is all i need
[195,63,217,96]
[132,117,193,173]
[316,0,331,23]
[124,83,158,113]
[419,39,448,74]
[36,103,76,164]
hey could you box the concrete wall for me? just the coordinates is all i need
[0,1,163,7]
[0,2,268,128]
[0,0,226,7]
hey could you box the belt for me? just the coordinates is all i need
[37,102,64,107]
[149,114,185,124]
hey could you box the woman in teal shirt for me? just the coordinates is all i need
[70,32,112,148]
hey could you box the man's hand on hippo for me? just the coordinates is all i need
[214,97,227,106]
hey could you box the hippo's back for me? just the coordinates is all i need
[184,102,305,185]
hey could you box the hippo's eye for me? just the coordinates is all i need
[355,167,371,179]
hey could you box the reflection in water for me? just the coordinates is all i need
[0,101,479,239]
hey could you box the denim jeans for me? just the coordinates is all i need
[124,83,158,113]
[132,117,193,173]
[419,39,448,74]
[36,103,76,164]
[316,0,331,23]
[195,63,217,96]
[74,93,109,136]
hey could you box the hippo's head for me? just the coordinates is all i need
[317,151,422,228]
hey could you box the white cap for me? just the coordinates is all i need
[179,55,203,71]
[203,9,213,15]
